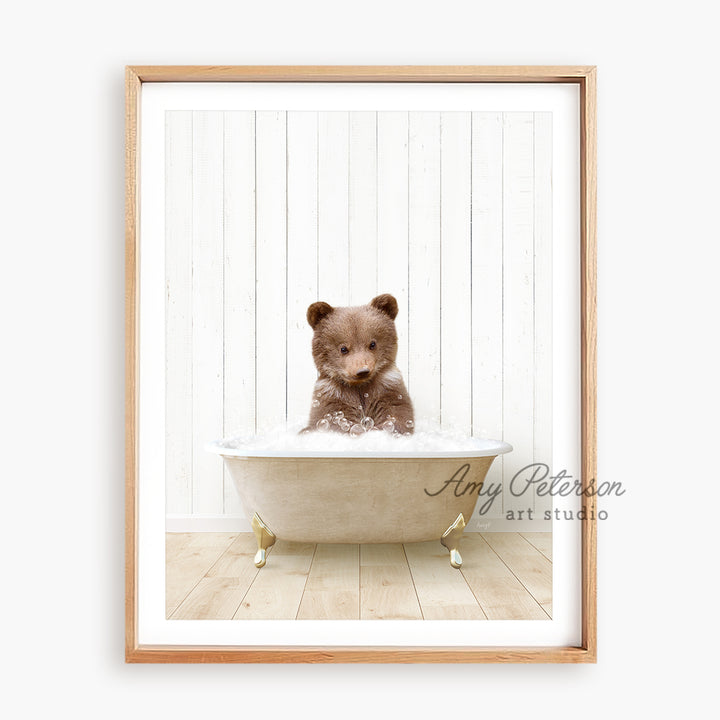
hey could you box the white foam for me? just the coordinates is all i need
[207,421,513,459]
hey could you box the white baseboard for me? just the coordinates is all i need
[166,514,551,534]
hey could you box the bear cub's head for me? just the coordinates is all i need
[306,294,399,386]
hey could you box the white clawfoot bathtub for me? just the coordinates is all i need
[207,438,512,568]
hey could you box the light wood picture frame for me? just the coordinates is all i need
[125,65,597,663]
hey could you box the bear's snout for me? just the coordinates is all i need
[345,355,376,383]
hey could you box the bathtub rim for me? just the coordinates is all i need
[205,437,513,459]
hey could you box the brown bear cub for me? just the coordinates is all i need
[303,294,414,436]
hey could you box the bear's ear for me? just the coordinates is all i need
[370,294,398,320]
[307,301,334,329]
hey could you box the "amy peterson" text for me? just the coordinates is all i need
[423,462,624,516]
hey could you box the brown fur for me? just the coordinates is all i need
[302,294,414,435]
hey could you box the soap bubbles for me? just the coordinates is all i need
[405,419,414,429]
[220,419,498,454]
[311,399,320,408]
[343,417,376,436]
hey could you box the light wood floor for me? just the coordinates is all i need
[166,532,552,621]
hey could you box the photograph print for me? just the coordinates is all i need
[163,105,554,622]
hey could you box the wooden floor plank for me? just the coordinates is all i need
[481,532,552,606]
[171,576,252,620]
[165,532,239,616]
[460,534,549,620]
[205,533,259,577]
[360,545,423,620]
[297,544,359,620]
[233,540,315,620]
[360,543,406,567]
[165,532,554,621]
[404,541,486,620]
[171,534,264,619]
[519,532,553,561]
[165,532,194,556]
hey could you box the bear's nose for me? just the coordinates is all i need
[356,367,371,379]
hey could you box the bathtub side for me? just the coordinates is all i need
[223,456,495,544]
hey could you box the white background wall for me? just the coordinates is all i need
[164,109,552,528]
[1,1,718,718]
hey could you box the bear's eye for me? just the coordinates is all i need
[369,341,376,350]
[340,345,349,354]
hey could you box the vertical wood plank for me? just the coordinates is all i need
[520,531,553,560]
[404,541,486,619]
[297,544,360,620]
[377,112,410,382]
[408,112,441,419]
[360,544,422,620]
[223,111,256,514]
[533,112,553,521]
[481,532,552,606]
[471,112,504,519]
[440,112,472,433]
[460,534,549,619]
[502,112,535,515]
[165,532,238,617]
[286,112,319,428]
[233,541,315,619]
[317,111,349,306]
[191,111,224,514]
[348,112,378,305]
[170,534,260,620]
[165,111,193,515]
[581,67,598,658]
[255,111,287,431]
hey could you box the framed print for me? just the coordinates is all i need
[125,65,597,663]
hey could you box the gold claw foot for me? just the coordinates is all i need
[251,513,276,568]
[440,513,466,569]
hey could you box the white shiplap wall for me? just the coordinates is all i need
[165,110,552,530]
